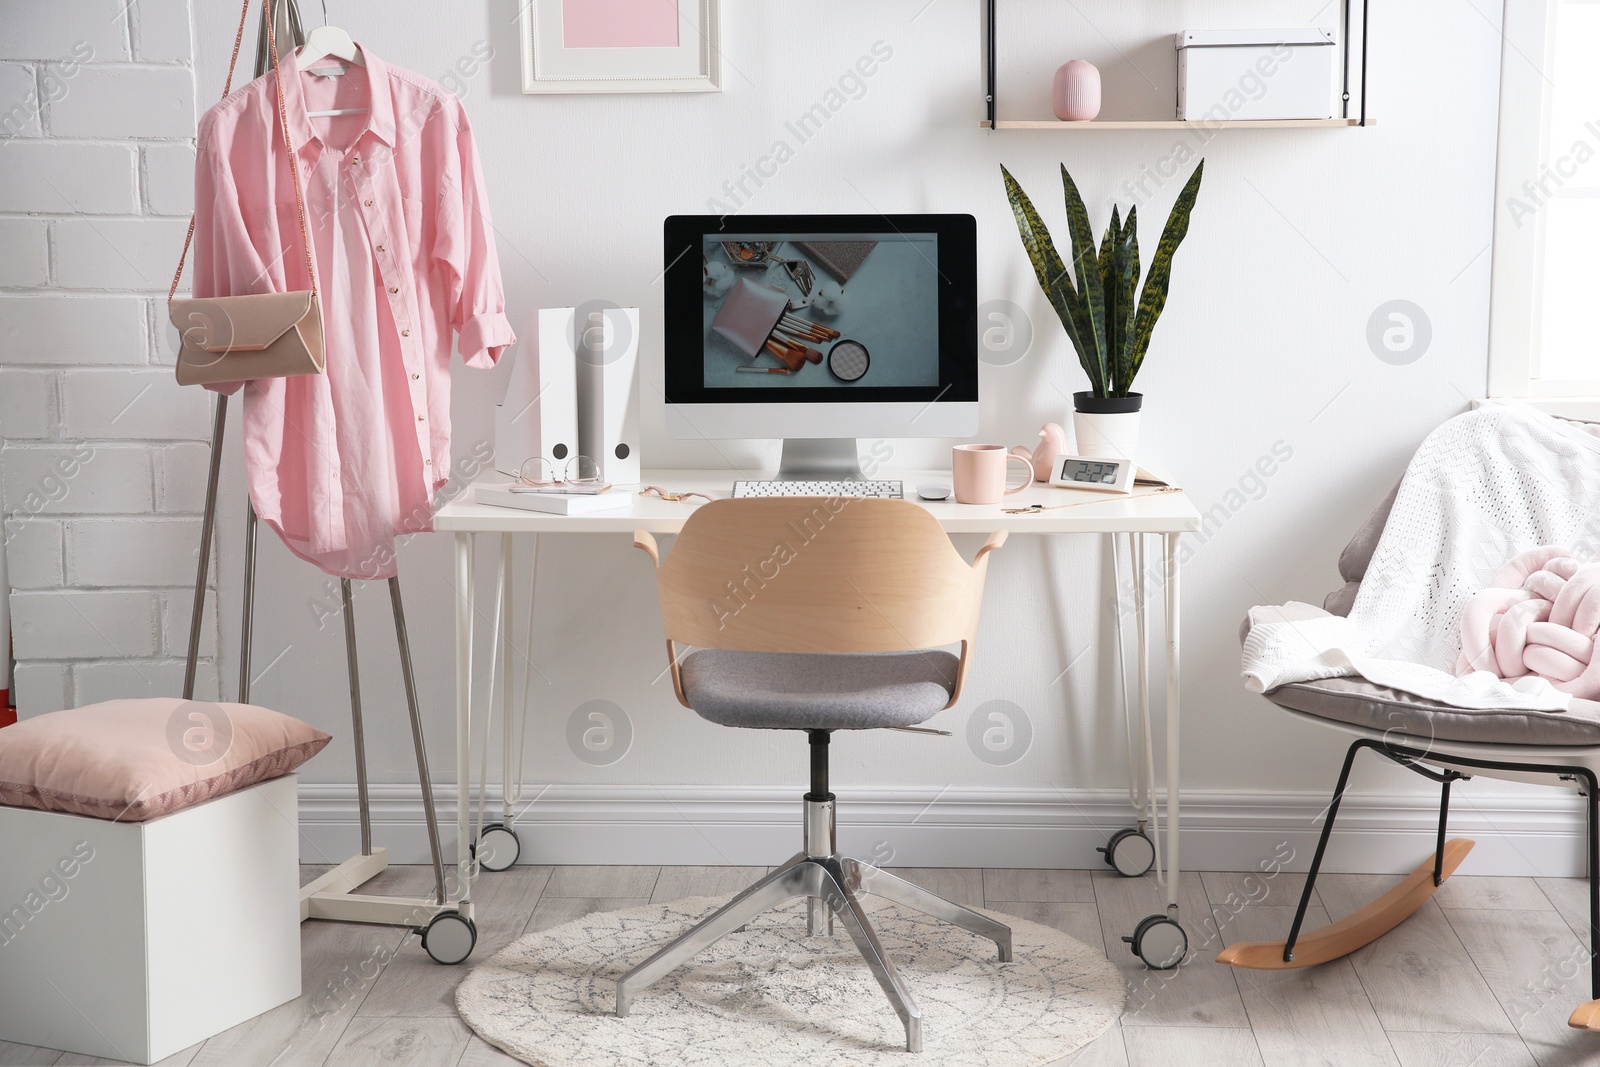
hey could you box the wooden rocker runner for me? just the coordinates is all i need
[1216,730,1600,1032]
[1215,738,1477,972]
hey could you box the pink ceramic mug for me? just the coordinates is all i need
[952,444,1034,504]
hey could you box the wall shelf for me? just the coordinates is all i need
[981,118,1367,130]
[982,0,1371,129]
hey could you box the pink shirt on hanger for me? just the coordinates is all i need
[191,45,514,580]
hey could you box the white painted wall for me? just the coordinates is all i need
[5,1,1544,871]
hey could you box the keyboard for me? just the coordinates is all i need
[731,479,904,499]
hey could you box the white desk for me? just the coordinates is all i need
[434,469,1201,955]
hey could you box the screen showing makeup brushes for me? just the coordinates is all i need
[700,233,941,388]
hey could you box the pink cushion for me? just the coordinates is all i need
[0,698,330,822]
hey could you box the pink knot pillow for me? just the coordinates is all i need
[0,698,330,822]
[1457,546,1600,699]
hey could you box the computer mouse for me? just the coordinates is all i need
[916,484,951,501]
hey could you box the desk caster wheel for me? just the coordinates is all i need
[420,911,477,965]
[1098,828,1155,877]
[474,823,521,873]
[1123,914,1186,970]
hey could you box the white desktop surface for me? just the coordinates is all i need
[434,469,1201,534]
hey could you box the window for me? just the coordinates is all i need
[1488,0,1600,404]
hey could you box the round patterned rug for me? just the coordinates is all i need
[456,893,1125,1066]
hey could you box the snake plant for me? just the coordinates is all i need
[1001,161,1204,398]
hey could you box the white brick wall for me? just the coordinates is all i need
[0,1,133,62]
[0,370,56,438]
[0,63,45,139]
[0,295,148,363]
[0,218,49,287]
[0,0,216,714]
[47,67,196,140]
[142,143,194,215]
[0,142,139,213]
[54,216,193,289]
[2,519,63,589]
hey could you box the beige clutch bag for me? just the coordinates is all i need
[170,291,325,387]
[168,0,324,389]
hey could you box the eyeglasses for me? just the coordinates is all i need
[639,485,712,503]
[517,454,602,487]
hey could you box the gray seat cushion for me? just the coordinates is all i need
[1241,610,1600,747]
[679,649,959,731]
[1263,675,1600,747]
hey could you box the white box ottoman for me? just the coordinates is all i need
[0,698,328,1065]
[0,773,302,1064]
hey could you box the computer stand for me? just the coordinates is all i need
[776,438,865,479]
[181,392,480,965]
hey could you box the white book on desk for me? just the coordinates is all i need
[475,484,632,515]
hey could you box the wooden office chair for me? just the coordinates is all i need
[619,497,1013,1053]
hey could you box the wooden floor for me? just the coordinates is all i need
[4,864,1598,1066]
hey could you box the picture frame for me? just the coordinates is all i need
[519,0,721,94]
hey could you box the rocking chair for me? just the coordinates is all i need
[1220,454,1600,1031]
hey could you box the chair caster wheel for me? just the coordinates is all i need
[1122,914,1186,970]
[420,910,477,965]
[473,823,521,872]
[1098,827,1156,877]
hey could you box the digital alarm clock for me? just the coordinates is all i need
[1049,455,1136,494]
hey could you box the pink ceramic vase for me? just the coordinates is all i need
[1052,60,1101,122]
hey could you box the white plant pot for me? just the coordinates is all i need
[1071,392,1142,465]
[1074,410,1140,462]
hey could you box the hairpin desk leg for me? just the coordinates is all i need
[238,501,258,703]
[455,532,476,909]
[390,575,448,906]
[1164,531,1182,917]
[340,579,373,856]
[1118,533,1189,971]
[183,395,228,700]
[1133,535,1152,835]
[501,535,515,833]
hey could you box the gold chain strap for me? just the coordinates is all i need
[169,0,318,301]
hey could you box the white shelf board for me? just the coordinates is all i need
[981,118,1367,130]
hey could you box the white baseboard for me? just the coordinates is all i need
[295,783,1593,879]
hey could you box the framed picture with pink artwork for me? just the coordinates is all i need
[519,0,721,94]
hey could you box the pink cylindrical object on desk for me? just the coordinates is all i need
[952,444,1033,505]
[1052,60,1101,122]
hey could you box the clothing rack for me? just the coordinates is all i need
[180,0,478,965]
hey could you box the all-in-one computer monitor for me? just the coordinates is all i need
[663,213,979,477]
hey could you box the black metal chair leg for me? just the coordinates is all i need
[1585,772,1600,1001]
[1284,739,1368,962]
[1433,777,1453,887]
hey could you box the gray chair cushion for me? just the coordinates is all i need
[1262,675,1600,747]
[679,649,959,731]
[1240,612,1600,746]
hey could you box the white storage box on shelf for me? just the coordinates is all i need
[0,775,301,1064]
[1175,28,1337,121]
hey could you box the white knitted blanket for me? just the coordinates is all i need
[1242,403,1600,712]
